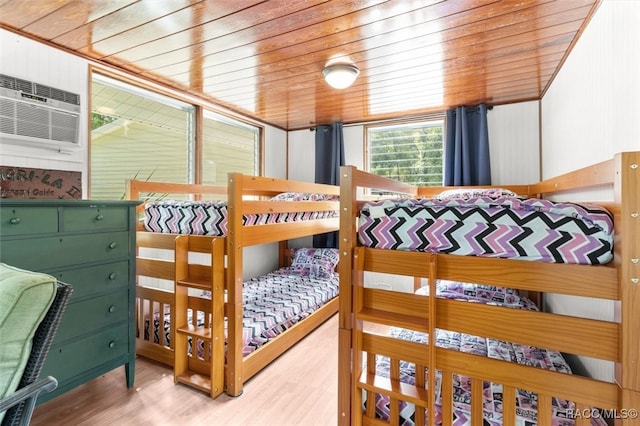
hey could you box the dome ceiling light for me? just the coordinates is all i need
[322,63,360,89]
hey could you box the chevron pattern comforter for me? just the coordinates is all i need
[145,267,339,356]
[240,267,339,354]
[358,195,613,264]
[369,292,607,426]
[143,198,338,236]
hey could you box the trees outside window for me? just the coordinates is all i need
[367,119,444,187]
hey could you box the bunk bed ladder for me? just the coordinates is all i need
[173,235,225,398]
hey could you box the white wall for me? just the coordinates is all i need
[488,101,540,184]
[263,125,286,178]
[540,0,640,382]
[0,29,88,189]
[542,0,640,177]
[287,129,315,182]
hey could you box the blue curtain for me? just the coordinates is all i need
[313,122,344,248]
[444,104,491,186]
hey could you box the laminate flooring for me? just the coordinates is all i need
[31,315,339,426]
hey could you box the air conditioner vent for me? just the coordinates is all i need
[1,74,34,95]
[34,83,80,105]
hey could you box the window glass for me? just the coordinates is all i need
[367,119,444,187]
[91,74,193,199]
[90,73,261,200]
[202,110,259,185]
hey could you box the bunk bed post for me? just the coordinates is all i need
[427,253,438,426]
[125,179,145,230]
[339,166,358,329]
[278,241,288,268]
[350,247,366,426]
[210,237,226,397]
[338,166,358,425]
[614,151,640,421]
[226,173,245,397]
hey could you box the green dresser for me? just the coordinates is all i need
[0,199,140,402]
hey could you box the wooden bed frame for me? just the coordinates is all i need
[337,151,639,425]
[126,173,340,397]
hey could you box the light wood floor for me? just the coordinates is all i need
[31,315,338,426]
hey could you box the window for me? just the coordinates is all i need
[201,111,259,185]
[91,74,193,199]
[366,119,444,187]
[90,73,260,199]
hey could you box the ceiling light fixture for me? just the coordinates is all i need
[322,63,360,89]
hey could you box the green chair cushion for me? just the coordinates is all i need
[0,263,56,415]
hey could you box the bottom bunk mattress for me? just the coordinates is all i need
[145,267,339,356]
[366,285,607,426]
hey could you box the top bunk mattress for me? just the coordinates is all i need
[143,192,338,236]
[357,190,613,265]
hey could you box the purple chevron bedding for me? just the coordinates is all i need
[357,194,614,264]
[145,267,339,356]
[368,290,608,426]
[143,194,338,236]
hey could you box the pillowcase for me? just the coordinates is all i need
[436,188,518,201]
[270,192,339,202]
[290,248,339,279]
[436,280,522,305]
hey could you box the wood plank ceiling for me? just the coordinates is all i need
[0,0,600,131]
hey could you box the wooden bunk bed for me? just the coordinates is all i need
[337,151,639,425]
[126,174,340,398]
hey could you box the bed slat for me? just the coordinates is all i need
[436,348,619,409]
[437,298,618,361]
[502,385,516,426]
[437,255,619,300]
[137,257,174,281]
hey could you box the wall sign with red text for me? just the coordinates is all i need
[0,166,82,199]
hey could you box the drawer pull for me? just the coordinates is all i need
[108,305,116,313]
[9,217,21,225]
[96,214,105,221]
[108,272,117,280]
[108,242,117,249]
[108,341,115,349]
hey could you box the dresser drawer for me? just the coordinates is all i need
[41,323,129,385]
[1,231,130,270]
[62,205,130,232]
[50,261,129,300]
[54,291,129,343]
[1,199,138,400]
[0,206,59,236]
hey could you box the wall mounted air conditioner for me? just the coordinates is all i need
[0,74,81,152]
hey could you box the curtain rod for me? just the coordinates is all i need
[309,104,493,131]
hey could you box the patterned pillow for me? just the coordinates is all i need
[436,280,522,305]
[290,248,339,279]
[270,192,339,202]
[436,188,518,201]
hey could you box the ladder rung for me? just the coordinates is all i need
[175,371,212,393]
[357,370,428,408]
[177,278,212,291]
[176,324,212,340]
